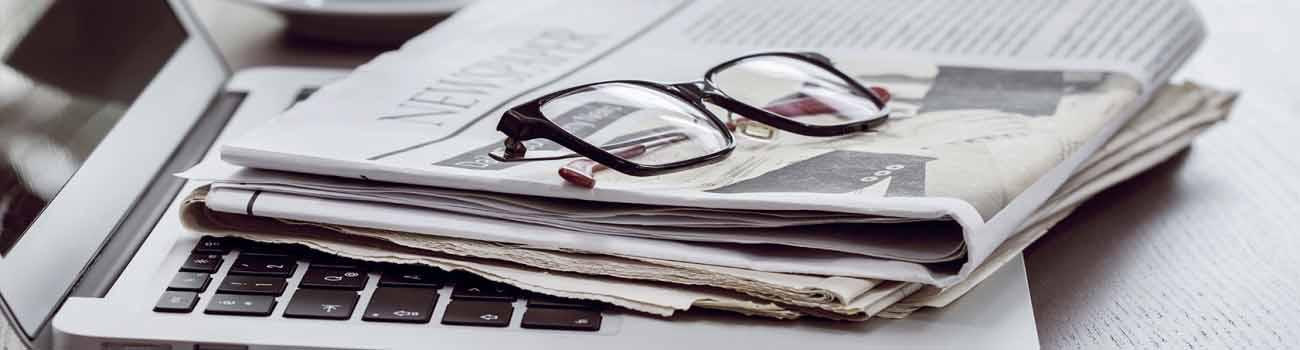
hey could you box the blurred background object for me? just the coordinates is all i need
[1,0,184,255]
[234,0,472,47]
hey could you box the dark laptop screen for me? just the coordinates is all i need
[0,0,187,255]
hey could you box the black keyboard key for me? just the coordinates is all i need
[154,291,199,313]
[216,275,287,295]
[452,278,519,301]
[299,266,368,290]
[229,255,296,277]
[362,287,438,324]
[205,294,276,316]
[180,254,224,273]
[379,267,445,289]
[527,295,598,310]
[167,272,211,292]
[441,300,513,327]
[283,289,358,320]
[192,236,232,254]
[522,308,602,331]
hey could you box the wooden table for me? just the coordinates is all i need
[193,1,1300,348]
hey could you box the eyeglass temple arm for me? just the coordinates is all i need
[493,132,690,163]
[760,86,891,119]
[559,133,690,188]
[559,148,639,188]
[733,85,891,128]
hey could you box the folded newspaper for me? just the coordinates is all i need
[177,0,1230,320]
[182,83,1233,320]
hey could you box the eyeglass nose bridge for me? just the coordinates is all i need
[665,81,718,101]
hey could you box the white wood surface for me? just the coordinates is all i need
[1028,1,1300,348]
[192,1,1300,348]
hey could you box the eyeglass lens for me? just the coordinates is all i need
[710,56,885,127]
[537,82,731,167]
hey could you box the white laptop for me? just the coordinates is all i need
[0,1,1038,349]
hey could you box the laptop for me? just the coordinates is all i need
[0,1,1038,349]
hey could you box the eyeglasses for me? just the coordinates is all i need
[488,52,891,178]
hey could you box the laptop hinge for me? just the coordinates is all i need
[67,91,248,300]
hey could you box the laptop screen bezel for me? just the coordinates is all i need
[0,0,229,338]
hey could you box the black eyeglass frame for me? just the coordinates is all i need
[490,51,890,177]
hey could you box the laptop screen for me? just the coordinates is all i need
[0,0,187,256]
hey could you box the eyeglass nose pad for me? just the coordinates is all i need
[726,112,778,141]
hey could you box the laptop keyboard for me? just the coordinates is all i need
[154,236,604,332]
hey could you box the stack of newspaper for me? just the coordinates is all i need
[177,0,1233,321]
